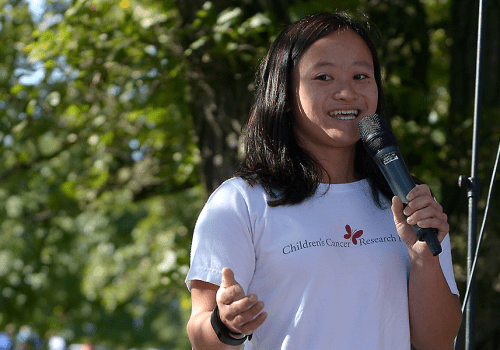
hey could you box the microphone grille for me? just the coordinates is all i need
[358,114,397,156]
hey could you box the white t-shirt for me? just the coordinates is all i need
[186,177,459,349]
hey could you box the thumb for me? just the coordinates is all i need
[391,196,407,225]
[218,267,244,305]
[392,196,418,247]
[220,267,238,289]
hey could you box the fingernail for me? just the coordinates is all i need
[407,193,414,201]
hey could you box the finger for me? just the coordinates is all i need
[238,311,268,336]
[239,300,265,324]
[400,191,449,242]
[404,194,444,227]
[405,203,442,224]
[228,296,263,323]
[221,297,266,334]
[403,194,440,217]
[411,213,449,236]
[406,184,431,201]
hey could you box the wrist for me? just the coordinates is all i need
[210,305,252,345]
[409,248,440,268]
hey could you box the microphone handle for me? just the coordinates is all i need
[374,146,442,256]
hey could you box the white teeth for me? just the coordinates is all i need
[328,110,360,119]
[336,115,356,120]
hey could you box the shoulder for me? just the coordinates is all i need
[213,177,268,200]
[218,177,254,191]
[203,177,270,213]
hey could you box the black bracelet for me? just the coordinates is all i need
[210,305,252,345]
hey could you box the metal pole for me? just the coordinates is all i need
[464,182,479,350]
[464,0,487,348]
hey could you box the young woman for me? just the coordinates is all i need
[186,12,462,349]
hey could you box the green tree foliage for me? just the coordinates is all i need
[0,0,499,349]
[1,0,199,348]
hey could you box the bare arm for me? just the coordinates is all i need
[392,185,462,350]
[186,268,267,350]
[407,251,462,349]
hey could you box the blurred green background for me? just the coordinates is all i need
[0,0,499,349]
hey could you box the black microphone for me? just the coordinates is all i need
[358,113,442,256]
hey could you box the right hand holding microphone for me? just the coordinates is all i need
[216,267,267,337]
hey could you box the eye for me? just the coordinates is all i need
[316,74,332,81]
[354,73,369,80]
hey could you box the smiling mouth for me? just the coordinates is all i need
[328,109,360,120]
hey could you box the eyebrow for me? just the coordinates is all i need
[311,60,374,69]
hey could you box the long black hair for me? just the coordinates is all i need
[235,12,393,207]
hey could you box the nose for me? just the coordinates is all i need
[333,81,358,101]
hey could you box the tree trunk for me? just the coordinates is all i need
[175,0,295,192]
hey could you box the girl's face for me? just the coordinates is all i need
[290,28,378,157]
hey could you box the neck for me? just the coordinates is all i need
[315,145,358,184]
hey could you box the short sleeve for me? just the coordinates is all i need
[185,179,256,293]
[439,233,460,296]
